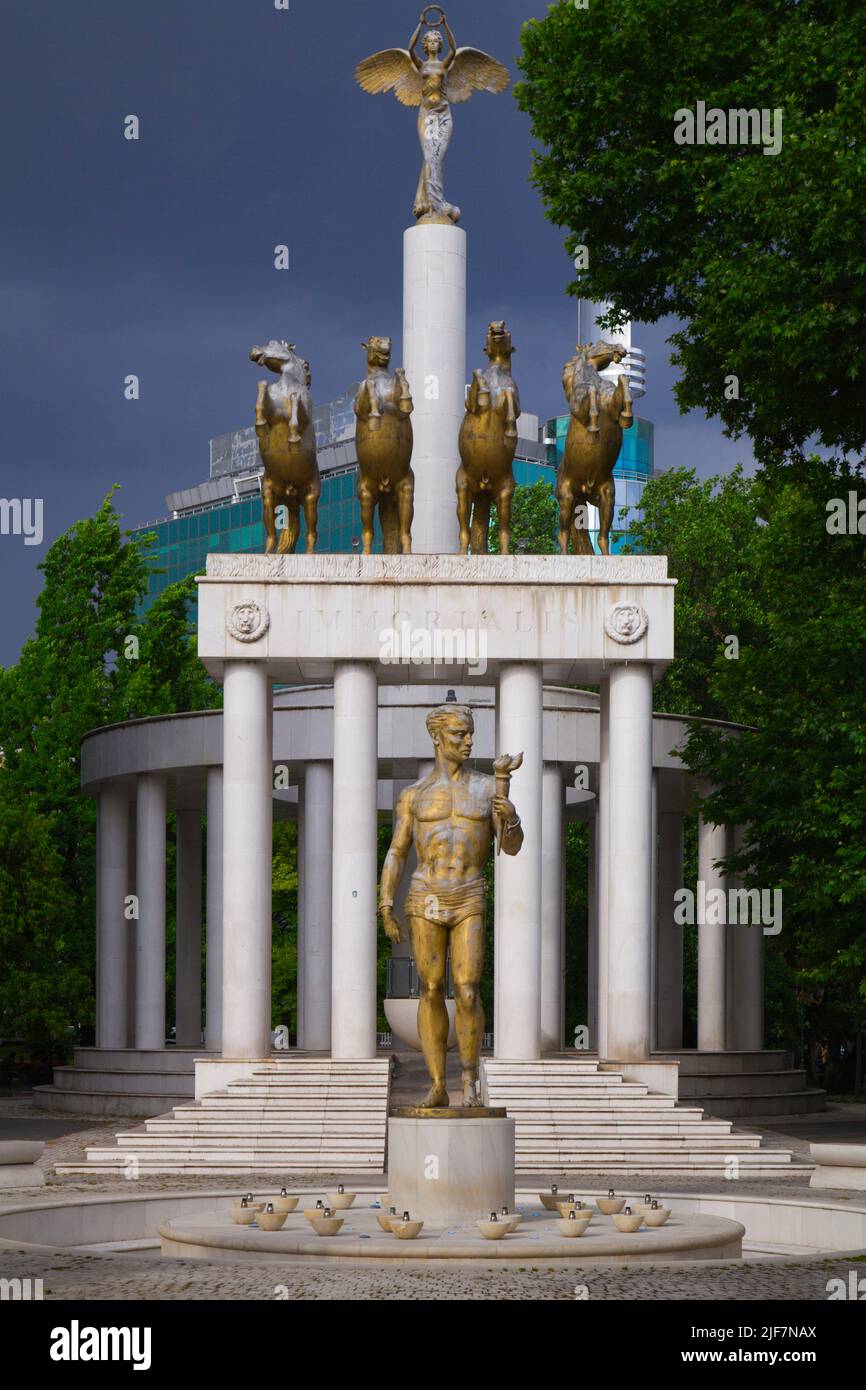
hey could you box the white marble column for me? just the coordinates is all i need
[296,779,306,1045]
[541,765,565,1052]
[331,662,378,1059]
[728,825,764,1050]
[301,761,333,1051]
[125,799,137,1048]
[697,815,729,1051]
[493,703,502,1042]
[222,662,273,1059]
[205,766,223,1052]
[175,808,202,1048]
[650,770,659,1049]
[495,663,543,1059]
[95,784,129,1049]
[586,813,598,1049]
[402,221,466,554]
[596,678,611,1056]
[135,773,167,1050]
[606,664,654,1060]
[656,810,685,1049]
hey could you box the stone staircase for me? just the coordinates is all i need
[35,1048,203,1118]
[56,1058,393,1175]
[653,1051,825,1119]
[481,1058,804,1174]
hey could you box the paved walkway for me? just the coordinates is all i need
[1,1094,864,1302]
[1,1247,863,1301]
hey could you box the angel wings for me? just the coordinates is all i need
[355,47,510,107]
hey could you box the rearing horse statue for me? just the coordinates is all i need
[456,320,520,554]
[556,340,633,556]
[250,340,321,554]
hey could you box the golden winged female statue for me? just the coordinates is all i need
[355,6,510,225]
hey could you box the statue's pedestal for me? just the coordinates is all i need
[387,1114,515,1225]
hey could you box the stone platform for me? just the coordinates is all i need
[158,1197,744,1263]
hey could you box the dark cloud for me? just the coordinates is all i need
[0,0,752,666]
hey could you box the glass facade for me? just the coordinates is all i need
[131,416,654,611]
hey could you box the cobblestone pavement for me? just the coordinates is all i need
[1,1246,864,1300]
[1,1095,864,1301]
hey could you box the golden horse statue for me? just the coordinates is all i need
[456,321,520,554]
[250,340,320,554]
[556,341,633,556]
[353,337,415,554]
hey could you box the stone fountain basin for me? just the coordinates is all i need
[0,1189,864,1264]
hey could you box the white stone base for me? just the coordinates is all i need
[810,1143,866,1191]
[0,1141,44,1189]
[387,1116,514,1225]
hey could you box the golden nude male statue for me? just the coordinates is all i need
[379,704,523,1108]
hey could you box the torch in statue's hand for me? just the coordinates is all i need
[492,752,523,854]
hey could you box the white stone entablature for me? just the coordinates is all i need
[196,553,676,684]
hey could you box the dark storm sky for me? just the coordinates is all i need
[0,0,752,666]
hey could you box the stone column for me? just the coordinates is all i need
[296,778,306,1046]
[728,825,764,1050]
[331,662,378,1059]
[402,221,466,554]
[175,808,202,1048]
[205,766,223,1052]
[95,784,129,1049]
[596,678,611,1057]
[126,799,137,1048]
[302,761,334,1051]
[540,764,565,1052]
[606,664,654,1060]
[650,770,659,1049]
[697,815,729,1052]
[495,663,543,1059]
[656,809,685,1049]
[135,772,167,1050]
[586,813,598,1049]
[222,662,273,1059]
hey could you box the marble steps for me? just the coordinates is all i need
[694,1090,827,1119]
[517,1154,792,1168]
[679,1069,811,1097]
[482,1058,798,1173]
[57,1057,392,1176]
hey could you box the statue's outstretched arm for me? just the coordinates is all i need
[442,16,457,68]
[407,18,424,69]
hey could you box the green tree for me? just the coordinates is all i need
[516,0,866,466]
[0,492,219,1045]
[626,462,866,1067]
[0,777,83,1041]
[115,575,221,718]
[489,479,559,553]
